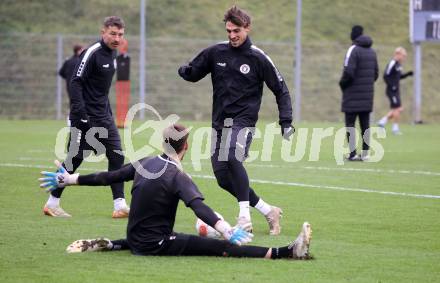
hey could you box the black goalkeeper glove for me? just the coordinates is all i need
[281,124,295,140]
[178,65,191,77]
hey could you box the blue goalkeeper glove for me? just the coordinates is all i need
[228,228,253,245]
[39,160,78,192]
[215,220,253,246]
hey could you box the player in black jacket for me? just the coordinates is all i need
[59,44,83,107]
[39,124,312,260]
[43,16,129,218]
[339,25,379,161]
[377,47,413,135]
[178,6,294,235]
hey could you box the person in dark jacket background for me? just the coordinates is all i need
[178,6,294,235]
[339,25,379,161]
[59,44,84,106]
[377,47,413,135]
[59,44,83,125]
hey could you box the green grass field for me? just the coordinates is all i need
[0,120,439,283]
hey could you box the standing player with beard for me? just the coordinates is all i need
[178,6,294,235]
[42,16,129,218]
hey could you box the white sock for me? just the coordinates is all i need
[238,201,251,220]
[379,116,388,125]
[114,198,128,210]
[46,195,60,208]
[254,198,272,216]
[392,123,399,132]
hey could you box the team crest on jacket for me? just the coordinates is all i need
[240,64,250,74]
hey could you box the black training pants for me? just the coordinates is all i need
[344,111,370,156]
[51,118,125,200]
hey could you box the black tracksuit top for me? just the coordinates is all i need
[70,40,117,121]
[383,59,412,96]
[179,37,292,130]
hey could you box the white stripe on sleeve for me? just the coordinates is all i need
[344,45,356,67]
[76,42,101,77]
[251,45,283,81]
[386,60,396,76]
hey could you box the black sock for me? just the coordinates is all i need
[111,239,130,250]
[270,246,290,259]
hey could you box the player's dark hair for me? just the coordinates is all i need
[350,25,363,41]
[223,5,251,27]
[103,16,125,29]
[163,124,190,154]
[73,44,83,55]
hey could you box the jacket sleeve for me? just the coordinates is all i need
[77,162,136,186]
[262,55,293,127]
[188,198,221,228]
[178,46,212,82]
[383,61,397,88]
[58,61,67,78]
[400,71,413,80]
[70,53,92,120]
[339,46,357,90]
[374,55,379,81]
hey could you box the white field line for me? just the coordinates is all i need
[18,157,440,177]
[184,161,440,176]
[190,174,440,200]
[302,166,440,176]
[2,162,437,200]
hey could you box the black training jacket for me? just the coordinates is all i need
[383,59,412,96]
[178,37,292,129]
[70,40,117,121]
[59,54,81,101]
[339,35,379,113]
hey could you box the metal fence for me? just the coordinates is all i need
[1,33,439,122]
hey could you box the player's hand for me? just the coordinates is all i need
[39,160,78,192]
[215,220,253,245]
[227,227,253,245]
[178,65,191,77]
[71,118,91,133]
[406,71,414,76]
[281,124,295,140]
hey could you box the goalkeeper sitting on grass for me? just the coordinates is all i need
[39,124,312,260]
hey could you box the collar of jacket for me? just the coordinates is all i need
[100,39,113,53]
[230,36,252,51]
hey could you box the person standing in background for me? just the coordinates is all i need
[339,25,379,161]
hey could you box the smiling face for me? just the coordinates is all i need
[101,25,125,50]
[225,21,250,48]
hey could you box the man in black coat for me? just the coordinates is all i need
[339,25,379,161]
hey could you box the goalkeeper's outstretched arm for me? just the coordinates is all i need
[78,163,136,186]
[39,160,136,191]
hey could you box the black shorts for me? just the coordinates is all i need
[211,127,254,164]
[387,93,401,109]
[67,118,122,159]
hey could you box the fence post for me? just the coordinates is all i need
[56,34,63,120]
[294,0,302,123]
[139,0,146,119]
